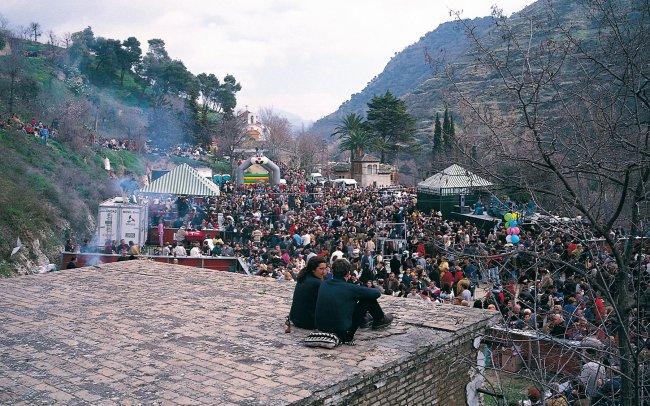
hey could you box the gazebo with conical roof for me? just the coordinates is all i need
[416,164,492,216]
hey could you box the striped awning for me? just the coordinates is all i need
[139,164,220,196]
[417,164,492,196]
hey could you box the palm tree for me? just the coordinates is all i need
[331,113,373,160]
[339,128,375,160]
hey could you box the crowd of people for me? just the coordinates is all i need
[100,137,139,151]
[140,166,647,405]
[50,155,647,405]
[1,114,57,144]
[1,113,213,160]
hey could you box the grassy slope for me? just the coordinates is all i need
[0,128,147,276]
[0,40,155,275]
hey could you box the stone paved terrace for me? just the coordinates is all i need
[0,261,495,405]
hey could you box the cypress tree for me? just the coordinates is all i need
[433,113,443,155]
[449,112,455,151]
[449,113,455,137]
[442,108,452,153]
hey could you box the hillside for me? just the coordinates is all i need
[310,0,588,139]
[310,17,491,138]
[0,127,147,276]
[0,32,227,275]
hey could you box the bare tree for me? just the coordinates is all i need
[0,14,9,31]
[443,0,648,404]
[217,112,250,173]
[62,32,72,49]
[0,38,38,115]
[28,22,42,42]
[47,30,57,46]
[258,107,293,161]
[290,131,327,172]
[55,97,94,151]
[12,25,30,41]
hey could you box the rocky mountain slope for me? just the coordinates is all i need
[310,0,587,139]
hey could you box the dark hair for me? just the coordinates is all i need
[296,256,327,282]
[332,258,352,278]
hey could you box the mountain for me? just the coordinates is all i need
[310,0,586,139]
[265,107,313,133]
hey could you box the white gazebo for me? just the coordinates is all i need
[417,164,492,196]
[417,164,493,215]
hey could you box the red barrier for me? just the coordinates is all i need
[60,252,240,273]
[147,228,221,245]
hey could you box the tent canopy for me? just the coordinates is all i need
[139,164,220,196]
[418,164,492,196]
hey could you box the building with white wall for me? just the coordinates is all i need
[330,153,396,188]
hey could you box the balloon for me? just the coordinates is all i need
[507,227,514,235]
[508,220,518,228]
[511,235,520,244]
[506,235,513,243]
[512,212,519,220]
[504,213,513,222]
[512,227,520,235]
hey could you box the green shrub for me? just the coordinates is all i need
[0,264,13,277]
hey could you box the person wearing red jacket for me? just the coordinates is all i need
[441,269,455,290]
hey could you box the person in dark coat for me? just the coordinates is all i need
[390,255,401,276]
[359,250,375,284]
[288,256,328,329]
[315,259,393,343]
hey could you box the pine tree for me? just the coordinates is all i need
[366,91,416,163]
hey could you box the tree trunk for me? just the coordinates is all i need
[8,70,16,114]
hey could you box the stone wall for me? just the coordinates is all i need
[358,172,394,188]
[296,330,479,406]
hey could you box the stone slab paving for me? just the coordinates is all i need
[0,260,494,405]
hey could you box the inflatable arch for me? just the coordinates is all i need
[236,155,281,186]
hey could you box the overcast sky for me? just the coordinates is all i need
[3,0,535,121]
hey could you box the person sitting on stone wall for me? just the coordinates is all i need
[288,256,328,329]
[314,259,393,344]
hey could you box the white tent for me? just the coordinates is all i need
[139,164,220,196]
[418,164,492,196]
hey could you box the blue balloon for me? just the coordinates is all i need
[511,235,520,244]
[508,220,518,227]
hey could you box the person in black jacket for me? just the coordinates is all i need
[359,250,375,284]
[390,255,401,277]
[288,256,328,329]
[315,259,394,343]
